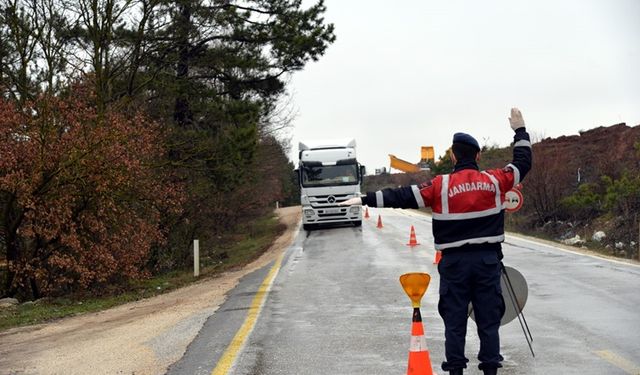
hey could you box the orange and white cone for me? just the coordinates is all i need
[407,308,436,375]
[377,214,384,228]
[432,251,442,264]
[407,225,420,246]
[365,207,370,219]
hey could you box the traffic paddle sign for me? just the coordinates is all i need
[468,265,528,326]
[505,188,524,212]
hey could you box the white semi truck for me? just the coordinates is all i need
[297,139,365,230]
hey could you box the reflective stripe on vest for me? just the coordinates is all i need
[412,185,425,208]
[506,163,520,186]
[434,234,505,250]
[435,171,503,220]
[376,190,384,207]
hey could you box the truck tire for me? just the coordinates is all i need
[353,220,362,227]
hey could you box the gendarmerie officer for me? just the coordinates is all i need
[342,108,532,375]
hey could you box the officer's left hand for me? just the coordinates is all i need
[509,107,525,131]
[339,197,362,206]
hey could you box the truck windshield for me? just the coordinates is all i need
[301,164,359,187]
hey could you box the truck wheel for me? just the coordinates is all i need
[353,220,362,227]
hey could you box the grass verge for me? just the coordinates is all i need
[0,212,286,332]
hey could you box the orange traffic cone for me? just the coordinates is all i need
[407,308,435,375]
[432,251,442,264]
[407,225,420,246]
[365,207,370,219]
[377,214,383,228]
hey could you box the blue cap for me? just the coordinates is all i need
[452,132,480,151]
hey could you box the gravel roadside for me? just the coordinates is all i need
[0,206,301,375]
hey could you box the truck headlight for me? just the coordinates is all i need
[349,206,360,214]
[304,209,315,216]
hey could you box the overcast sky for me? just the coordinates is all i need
[285,0,640,172]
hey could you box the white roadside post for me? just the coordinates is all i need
[194,239,200,277]
[636,214,640,262]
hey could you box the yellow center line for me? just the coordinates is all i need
[211,253,286,375]
[595,350,640,374]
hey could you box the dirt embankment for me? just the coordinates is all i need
[0,206,301,375]
[534,123,640,184]
[523,123,640,252]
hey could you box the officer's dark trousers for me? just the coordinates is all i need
[438,248,505,372]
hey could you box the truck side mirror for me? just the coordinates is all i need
[294,169,300,185]
[360,165,366,179]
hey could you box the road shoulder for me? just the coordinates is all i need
[0,206,301,375]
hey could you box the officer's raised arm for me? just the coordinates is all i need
[506,107,532,185]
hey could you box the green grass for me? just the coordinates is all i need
[0,213,285,332]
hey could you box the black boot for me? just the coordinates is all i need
[449,369,463,375]
[483,368,497,375]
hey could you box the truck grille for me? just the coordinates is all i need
[309,194,351,206]
[306,194,358,223]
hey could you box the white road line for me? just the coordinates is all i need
[595,350,640,374]
[506,234,640,268]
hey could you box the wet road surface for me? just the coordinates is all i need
[167,208,640,375]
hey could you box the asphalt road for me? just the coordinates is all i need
[167,208,640,375]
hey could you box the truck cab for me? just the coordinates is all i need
[298,139,364,230]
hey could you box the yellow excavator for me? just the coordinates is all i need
[389,146,435,173]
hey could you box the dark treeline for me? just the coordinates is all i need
[0,0,334,299]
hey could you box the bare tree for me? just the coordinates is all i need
[0,0,40,104]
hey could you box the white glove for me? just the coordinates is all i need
[339,197,362,206]
[509,107,525,131]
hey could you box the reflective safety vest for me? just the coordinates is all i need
[416,165,518,250]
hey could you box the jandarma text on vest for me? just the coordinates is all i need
[448,181,496,197]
